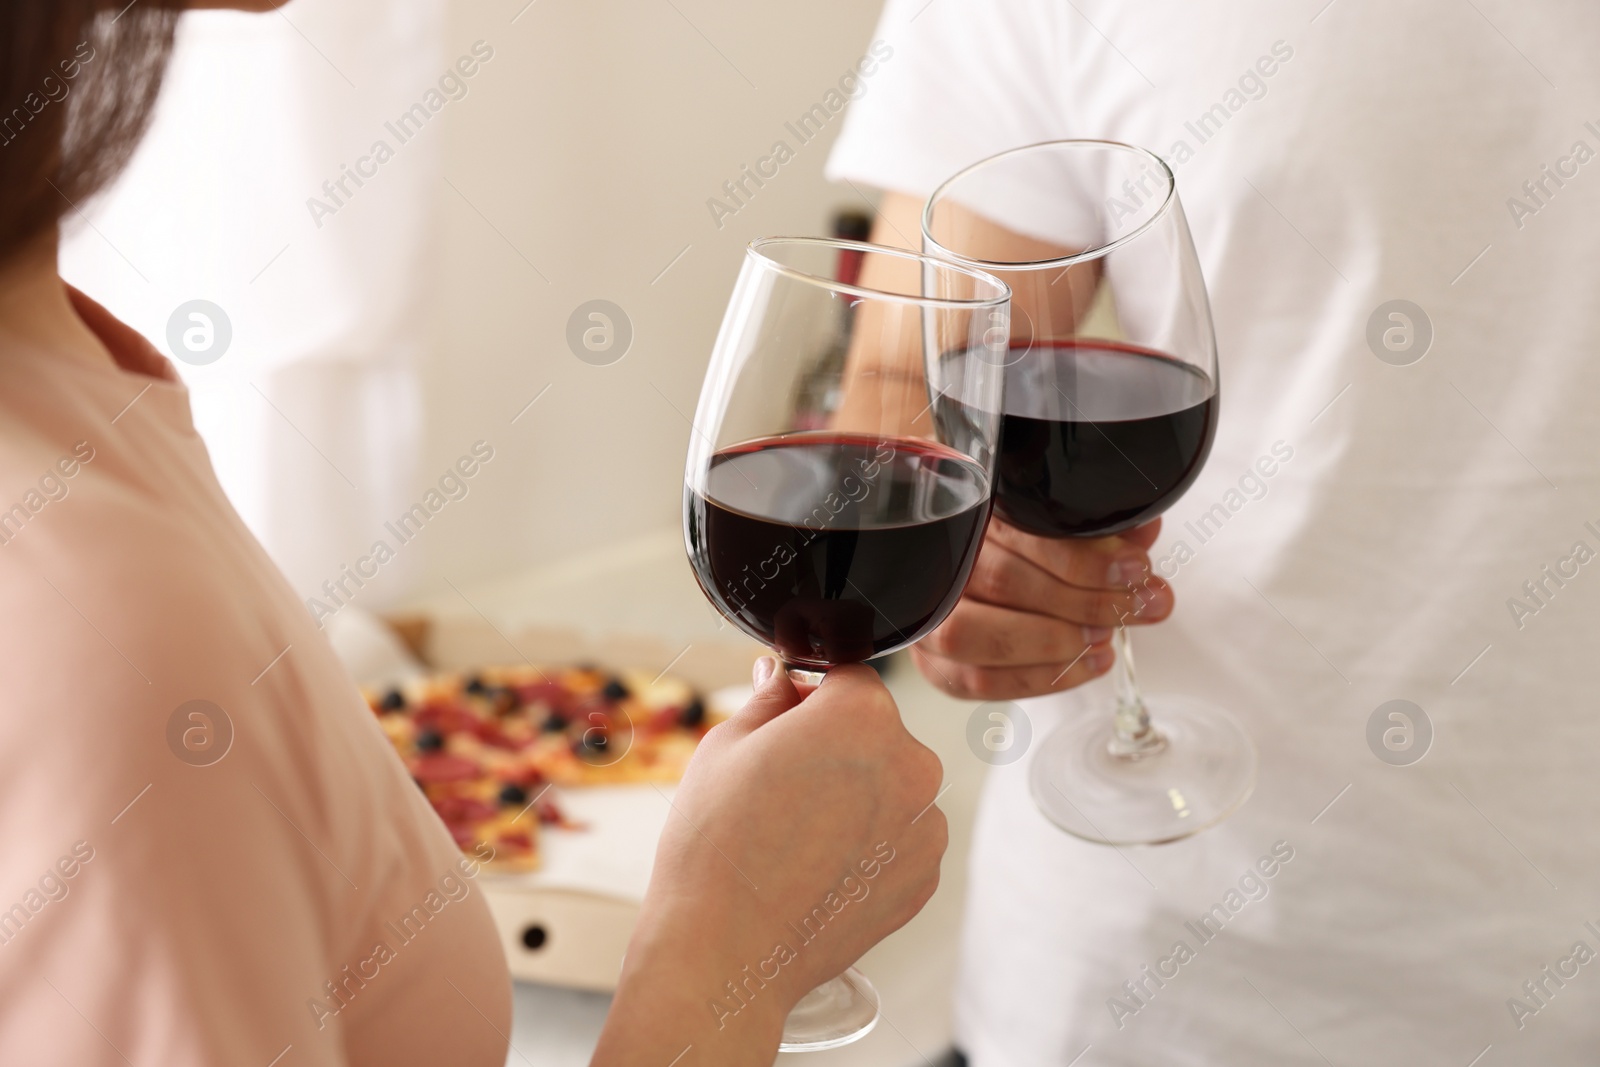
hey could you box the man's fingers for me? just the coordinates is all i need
[962,539,1173,628]
[987,517,1158,591]
[919,598,1114,667]
[1119,517,1163,551]
[912,645,1115,701]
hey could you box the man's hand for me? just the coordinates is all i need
[912,518,1172,700]
[592,661,946,1066]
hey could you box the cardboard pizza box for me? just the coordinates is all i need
[378,530,764,989]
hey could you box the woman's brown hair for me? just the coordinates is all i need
[0,1,183,260]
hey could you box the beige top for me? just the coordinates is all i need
[0,303,510,1065]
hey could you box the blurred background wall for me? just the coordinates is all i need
[61,0,887,614]
[427,0,884,594]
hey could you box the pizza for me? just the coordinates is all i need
[366,664,718,872]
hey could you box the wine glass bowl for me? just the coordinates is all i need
[684,237,1008,678]
[935,336,1217,540]
[688,430,992,670]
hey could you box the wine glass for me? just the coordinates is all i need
[682,235,1009,1050]
[922,140,1256,846]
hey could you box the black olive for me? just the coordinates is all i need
[498,783,529,806]
[681,698,705,727]
[601,678,630,701]
[415,729,445,752]
[464,676,488,695]
[379,689,405,711]
[540,714,566,733]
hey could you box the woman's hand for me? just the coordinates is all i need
[592,661,946,1065]
[911,518,1172,700]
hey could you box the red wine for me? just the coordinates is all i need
[940,340,1215,538]
[685,433,991,668]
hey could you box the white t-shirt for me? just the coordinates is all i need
[830,2,1600,1063]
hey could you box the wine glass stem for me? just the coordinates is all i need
[1109,627,1166,758]
[783,662,829,690]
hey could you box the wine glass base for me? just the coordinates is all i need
[778,968,880,1053]
[1029,697,1256,846]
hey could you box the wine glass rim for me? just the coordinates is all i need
[745,236,1011,308]
[921,139,1177,271]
